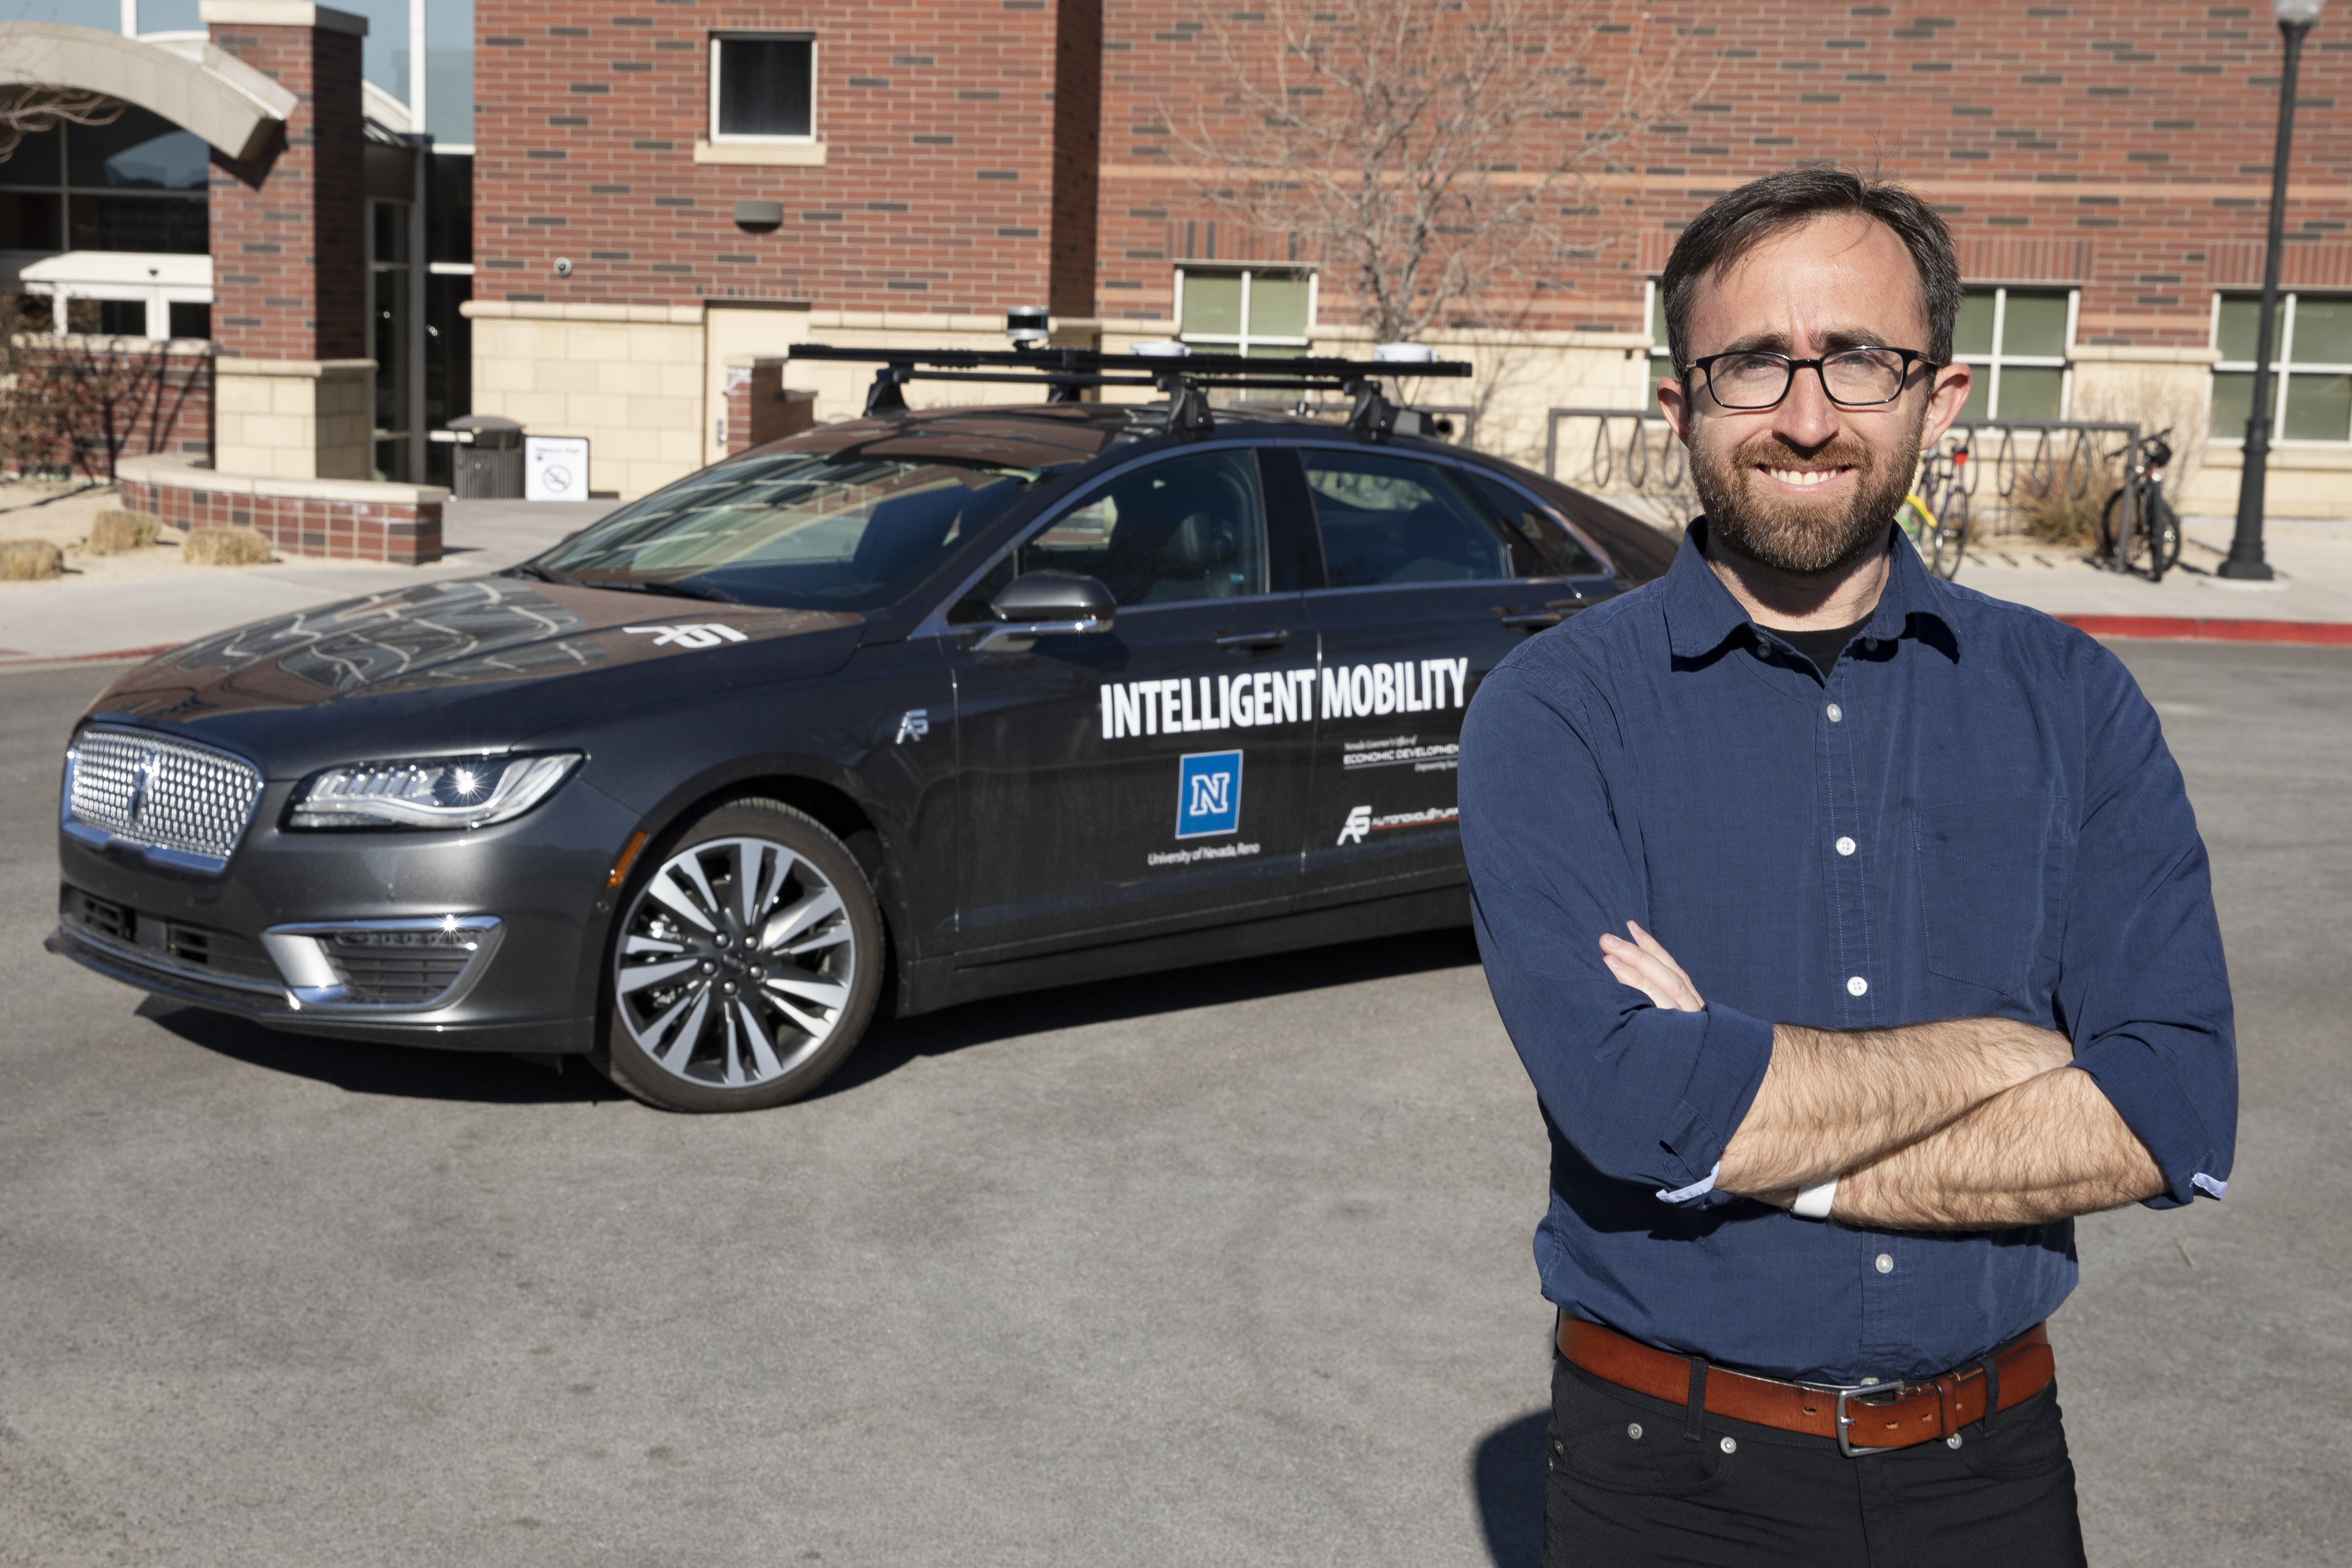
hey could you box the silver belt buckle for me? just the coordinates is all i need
[1834,1381,1926,1458]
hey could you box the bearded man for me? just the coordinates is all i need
[1457,169,2235,1568]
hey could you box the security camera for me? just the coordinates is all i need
[553,257,573,278]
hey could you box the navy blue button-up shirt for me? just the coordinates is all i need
[1459,520,2235,1385]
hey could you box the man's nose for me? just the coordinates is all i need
[1773,361,1844,450]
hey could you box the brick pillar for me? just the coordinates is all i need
[202,2,372,480]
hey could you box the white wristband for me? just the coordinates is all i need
[1791,1175,1840,1220]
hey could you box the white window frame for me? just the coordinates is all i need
[1957,286,2078,420]
[1173,263,1317,355]
[2211,290,2352,447]
[709,33,818,146]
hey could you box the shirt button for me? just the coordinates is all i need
[1847,975,1868,996]
[1875,1253,1894,1274]
[1835,836,1856,856]
[1826,703,1844,722]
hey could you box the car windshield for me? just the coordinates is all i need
[536,450,1065,610]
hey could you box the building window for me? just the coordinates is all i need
[2213,292,2352,444]
[1954,287,2075,421]
[1175,265,1314,356]
[0,104,208,260]
[711,35,815,142]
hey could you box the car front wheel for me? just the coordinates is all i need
[598,799,883,1112]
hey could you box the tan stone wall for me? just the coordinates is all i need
[464,304,705,499]
[213,359,372,481]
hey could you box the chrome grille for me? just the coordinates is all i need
[67,727,263,870]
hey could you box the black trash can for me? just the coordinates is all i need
[448,415,525,499]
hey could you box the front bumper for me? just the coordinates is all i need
[49,774,637,1054]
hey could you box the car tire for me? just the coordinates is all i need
[597,798,884,1113]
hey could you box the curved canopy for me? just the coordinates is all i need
[0,23,295,163]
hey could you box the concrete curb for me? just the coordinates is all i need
[2061,615,2352,646]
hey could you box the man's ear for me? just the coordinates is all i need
[1658,375,1693,444]
[1921,362,1971,445]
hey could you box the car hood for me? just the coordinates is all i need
[83,577,867,771]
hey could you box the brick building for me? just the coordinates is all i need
[451,1,2348,514]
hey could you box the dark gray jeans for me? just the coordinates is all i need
[1544,1351,2088,1568]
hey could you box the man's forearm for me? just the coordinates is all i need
[1715,1018,2072,1194]
[1825,1065,2165,1230]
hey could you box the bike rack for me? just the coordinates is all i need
[1935,419,2144,572]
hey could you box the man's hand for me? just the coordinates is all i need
[1598,922,1704,1011]
[1596,920,2080,1198]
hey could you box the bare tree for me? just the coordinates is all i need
[0,86,122,163]
[1165,0,1689,344]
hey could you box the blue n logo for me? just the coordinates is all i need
[1176,750,1243,839]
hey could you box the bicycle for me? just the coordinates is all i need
[2097,429,2181,582]
[1900,443,1969,580]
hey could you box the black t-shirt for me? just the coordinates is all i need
[1769,614,1875,679]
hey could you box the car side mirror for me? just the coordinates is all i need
[975,570,1116,652]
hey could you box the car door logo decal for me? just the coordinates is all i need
[1336,804,1459,844]
[1099,659,1469,740]
[1175,750,1243,839]
[895,708,930,744]
[1341,734,1460,772]
[622,623,749,649]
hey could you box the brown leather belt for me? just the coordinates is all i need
[1557,1315,2055,1456]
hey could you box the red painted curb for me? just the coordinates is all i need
[2060,615,2352,647]
[0,643,177,669]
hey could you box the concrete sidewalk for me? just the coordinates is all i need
[0,498,617,664]
[1955,515,2352,636]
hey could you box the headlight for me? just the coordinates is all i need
[287,753,582,830]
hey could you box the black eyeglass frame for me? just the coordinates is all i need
[1678,346,1945,411]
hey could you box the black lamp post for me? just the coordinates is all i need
[2222,0,2327,580]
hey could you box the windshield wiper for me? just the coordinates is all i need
[588,578,740,603]
[503,561,573,585]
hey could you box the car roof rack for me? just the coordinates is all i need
[785,343,1471,444]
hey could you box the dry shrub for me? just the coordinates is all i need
[182,525,273,566]
[85,507,161,554]
[0,537,63,579]
[2010,447,2122,548]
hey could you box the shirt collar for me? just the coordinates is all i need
[1661,517,1948,661]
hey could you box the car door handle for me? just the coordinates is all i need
[1495,600,1582,630]
[1212,628,1291,650]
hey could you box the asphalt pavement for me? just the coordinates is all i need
[0,642,2345,1566]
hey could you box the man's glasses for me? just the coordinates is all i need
[1682,347,1940,411]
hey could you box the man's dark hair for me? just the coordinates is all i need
[1659,168,1962,372]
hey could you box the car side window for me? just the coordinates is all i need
[1019,448,1269,607]
[1302,449,1515,587]
[1458,470,1612,578]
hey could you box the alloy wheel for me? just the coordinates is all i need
[612,834,857,1090]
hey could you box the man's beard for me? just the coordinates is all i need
[1688,420,1923,577]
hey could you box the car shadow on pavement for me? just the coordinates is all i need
[818,924,1487,1100]
[134,926,1484,1108]
[137,997,619,1106]
[1474,1408,1548,1567]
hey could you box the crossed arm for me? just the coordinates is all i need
[1600,924,2166,1230]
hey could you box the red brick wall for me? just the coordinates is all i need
[7,345,211,478]
[208,21,368,361]
[1097,0,2352,347]
[473,0,1068,314]
[120,474,442,566]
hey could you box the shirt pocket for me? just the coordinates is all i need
[1914,795,2074,1000]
